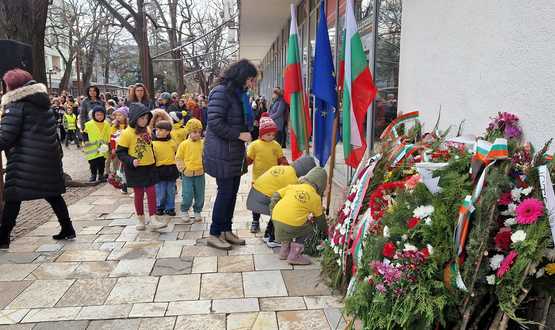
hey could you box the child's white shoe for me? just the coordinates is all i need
[136,215,146,231]
[149,215,168,230]
[194,212,203,222]
[181,211,194,225]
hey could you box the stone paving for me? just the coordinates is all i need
[0,173,345,330]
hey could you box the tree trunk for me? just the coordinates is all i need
[0,0,49,83]
[168,0,184,95]
[59,57,73,92]
[136,0,154,96]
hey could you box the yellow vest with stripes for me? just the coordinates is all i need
[84,121,110,160]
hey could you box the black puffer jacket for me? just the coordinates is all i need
[203,84,249,178]
[0,82,65,201]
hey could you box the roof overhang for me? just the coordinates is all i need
[239,0,301,65]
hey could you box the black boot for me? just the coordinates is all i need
[0,228,11,250]
[52,221,76,240]
[89,174,97,182]
[250,213,261,233]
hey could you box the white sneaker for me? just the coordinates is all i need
[194,212,202,222]
[266,239,281,248]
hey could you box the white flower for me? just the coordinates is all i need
[546,248,555,261]
[383,226,390,238]
[489,254,504,270]
[424,217,432,226]
[521,187,533,196]
[501,203,517,216]
[511,230,526,243]
[403,243,418,252]
[401,234,408,241]
[535,268,545,278]
[413,205,435,219]
[486,274,496,285]
[339,225,347,235]
[333,246,340,254]
[504,218,517,227]
[511,188,522,202]
[426,244,434,256]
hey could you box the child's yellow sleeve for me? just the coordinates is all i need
[118,130,130,148]
[175,141,186,161]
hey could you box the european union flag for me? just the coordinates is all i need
[312,0,337,167]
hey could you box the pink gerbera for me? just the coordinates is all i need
[516,198,544,224]
[496,250,518,278]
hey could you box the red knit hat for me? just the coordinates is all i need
[259,112,278,137]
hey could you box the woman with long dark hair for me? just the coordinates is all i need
[203,59,258,250]
[0,69,76,249]
[127,83,153,110]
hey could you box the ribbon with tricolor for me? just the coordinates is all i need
[389,143,421,167]
[444,138,509,290]
[380,111,420,142]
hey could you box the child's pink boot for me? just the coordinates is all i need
[278,242,290,260]
[287,242,311,265]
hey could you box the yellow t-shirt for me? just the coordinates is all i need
[111,124,127,136]
[176,138,204,172]
[117,127,155,166]
[247,139,284,180]
[153,139,177,166]
[171,123,188,146]
[253,165,299,197]
[272,183,323,227]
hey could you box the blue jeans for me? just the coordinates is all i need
[181,175,205,214]
[210,176,241,236]
[155,180,176,211]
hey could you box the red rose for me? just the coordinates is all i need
[407,217,420,229]
[495,227,512,251]
[421,247,430,258]
[382,242,396,258]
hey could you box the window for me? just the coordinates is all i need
[52,56,61,72]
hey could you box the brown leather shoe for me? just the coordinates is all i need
[222,231,246,245]
[207,235,232,250]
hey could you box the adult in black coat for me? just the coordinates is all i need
[0,69,76,249]
[203,59,257,250]
[79,85,104,131]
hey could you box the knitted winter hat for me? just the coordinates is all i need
[185,118,203,133]
[299,167,327,196]
[292,155,317,177]
[160,92,171,101]
[113,106,129,118]
[259,112,278,137]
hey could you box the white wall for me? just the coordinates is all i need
[398,1,555,151]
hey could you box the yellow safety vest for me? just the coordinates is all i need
[63,114,77,130]
[84,121,110,160]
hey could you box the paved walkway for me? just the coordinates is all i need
[0,173,344,330]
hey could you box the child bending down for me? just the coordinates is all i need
[270,167,327,265]
[175,118,205,223]
[247,113,288,233]
[116,103,165,231]
[152,120,179,218]
[246,155,316,248]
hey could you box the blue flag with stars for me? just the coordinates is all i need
[312,0,337,166]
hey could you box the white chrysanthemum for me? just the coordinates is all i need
[401,234,408,241]
[546,248,555,261]
[511,188,522,201]
[504,218,517,227]
[511,230,526,243]
[413,205,435,219]
[486,274,496,285]
[501,203,517,216]
[489,254,504,270]
[426,244,434,255]
[535,268,545,278]
[403,243,417,252]
[521,187,533,196]
[383,226,390,238]
[424,217,432,226]
[333,246,339,254]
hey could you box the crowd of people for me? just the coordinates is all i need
[0,59,327,265]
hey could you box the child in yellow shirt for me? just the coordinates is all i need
[247,113,288,233]
[175,119,204,223]
[83,105,111,182]
[152,120,179,217]
[270,167,327,265]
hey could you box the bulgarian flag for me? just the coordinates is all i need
[284,4,311,161]
[341,0,377,168]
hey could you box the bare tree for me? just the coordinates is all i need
[0,0,49,83]
[96,0,156,95]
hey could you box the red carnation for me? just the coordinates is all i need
[495,227,512,251]
[407,217,420,229]
[498,192,512,206]
[382,242,396,258]
[421,247,430,258]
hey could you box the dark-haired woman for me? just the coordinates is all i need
[0,69,76,249]
[204,59,258,250]
[79,85,104,132]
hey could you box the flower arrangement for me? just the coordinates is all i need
[321,111,554,329]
